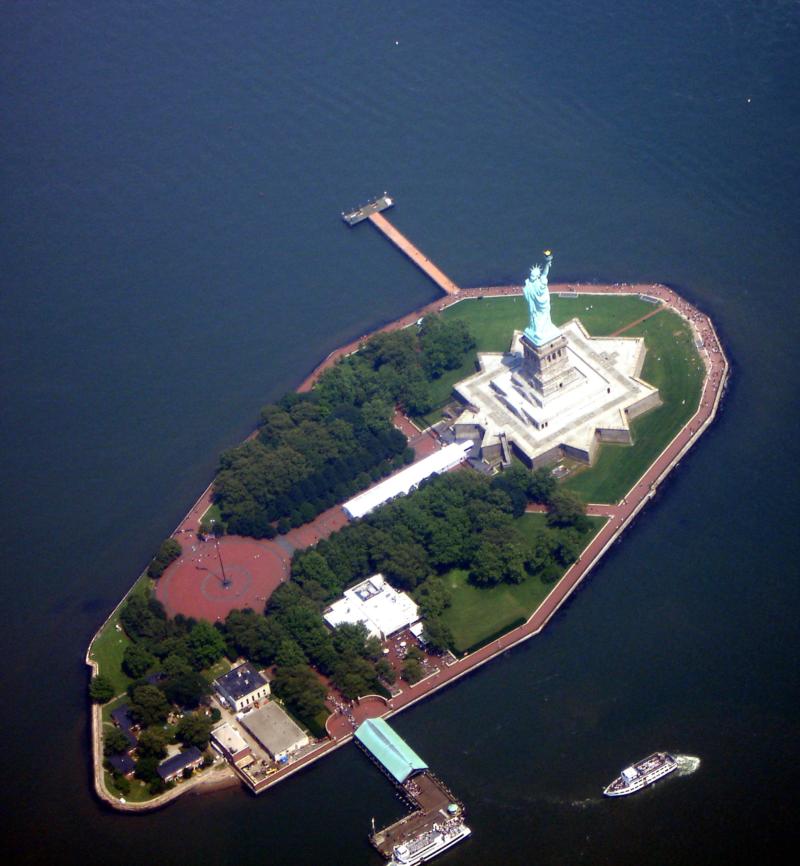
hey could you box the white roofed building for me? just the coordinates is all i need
[323,574,419,641]
[342,441,473,521]
[211,722,253,768]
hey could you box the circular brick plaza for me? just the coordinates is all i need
[155,534,289,622]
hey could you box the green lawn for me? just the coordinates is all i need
[415,294,658,427]
[201,502,224,528]
[202,656,232,684]
[561,309,704,503]
[103,769,153,802]
[89,574,152,696]
[440,514,605,653]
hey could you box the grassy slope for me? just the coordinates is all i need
[440,514,605,653]
[89,574,152,695]
[561,308,704,503]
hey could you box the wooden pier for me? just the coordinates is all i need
[368,211,461,296]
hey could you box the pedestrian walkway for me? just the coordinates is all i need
[368,212,461,295]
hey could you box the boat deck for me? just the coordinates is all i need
[371,772,460,858]
[342,194,394,225]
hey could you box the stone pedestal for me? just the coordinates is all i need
[521,332,580,397]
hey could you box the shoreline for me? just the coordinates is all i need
[87,280,729,811]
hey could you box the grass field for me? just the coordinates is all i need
[440,513,605,653]
[417,295,704,504]
[416,294,658,427]
[201,502,224,528]
[88,574,151,696]
[104,769,154,802]
[561,308,704,502]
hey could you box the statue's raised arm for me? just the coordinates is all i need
[522,250,561,347]
[540,249,552,280]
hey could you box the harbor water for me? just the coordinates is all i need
[1,1,798,863]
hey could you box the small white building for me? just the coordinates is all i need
[211,722,253,768]
[323,574,419,642]
[214,662,270,712]
[342,441,473,521]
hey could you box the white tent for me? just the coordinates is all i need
[343,441,473,521]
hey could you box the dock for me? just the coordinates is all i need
[354,718,470,862]
[342,194,461,295]
[342,193,394,226]
[368,210,461,296]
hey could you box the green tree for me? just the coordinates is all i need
[332,652,375,700]
[374,658,396,685]
[380,541,430,590]
[272,663,327,722]
[547,490,590,530]
[554,531,582,567]
[147,538,183,579]
[163,671,210,708]
[123,642,156,679]
[148,777,168,795]
[175,713,214,750]
[414,576,452,618]
[275,638,308,668]
[162,653,193,679]
[401,658,423,684]
[120,595,167,643]
[470,542,505,587]
[528,466,557,503]
[104,728,131,756]
[129,685,170,726]
[422,617,453,653]
[136,727,169,760]
[134,755,160,784]
[111,773,131,795]
[186,620,226,670]
[331,622,372,658]
[89,674,115,703]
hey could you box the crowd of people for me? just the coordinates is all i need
[327,694,358,730]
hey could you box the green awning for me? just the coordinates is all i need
[355,718,428,784]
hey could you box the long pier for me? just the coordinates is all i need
[368,211,461,296]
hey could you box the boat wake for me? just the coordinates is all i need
[569,796,604,809]
[674,754,701,777]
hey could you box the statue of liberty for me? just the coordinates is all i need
[523,250,561,346]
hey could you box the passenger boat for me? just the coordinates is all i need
[387,820,471,865]
[603,752,678,797]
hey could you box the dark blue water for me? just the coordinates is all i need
[2,2,798,863]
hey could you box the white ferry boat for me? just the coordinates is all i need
[603,752,678,797]
[387,820,472,865]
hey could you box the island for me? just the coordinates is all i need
[86,201,728,828]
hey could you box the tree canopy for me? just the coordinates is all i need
[212,315,475,536]
[147,538,182,579]
[175,712,214,750]
[89,674,115,703]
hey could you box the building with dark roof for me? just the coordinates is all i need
[214,662,270,712]
[157,747,203,783]
[108,753,136,777]
[110,704,138,749]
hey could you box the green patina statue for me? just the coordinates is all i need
[523,250,561,346]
